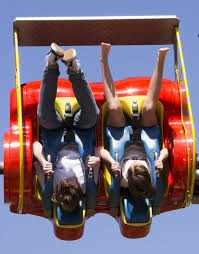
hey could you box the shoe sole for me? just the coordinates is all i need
[51,43,64,57]
[62,49,76,64]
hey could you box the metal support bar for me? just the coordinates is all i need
[14,29,24,214]
[173,32,179,83]
[175,27,196,207]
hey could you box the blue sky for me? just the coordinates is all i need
[1,1,199,253]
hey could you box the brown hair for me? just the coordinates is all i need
[127,164,154,199]
[52,178,83,212]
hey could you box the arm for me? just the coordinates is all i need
[100,148,120,173]
[155,148,169,170]
[33,141,54,176]
[85,147,100,170]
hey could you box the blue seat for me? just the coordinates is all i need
[123,196,150,223]
[40,126,97,224]
[56,201,83,225]
[106,124,163,221]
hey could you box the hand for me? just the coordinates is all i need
[111,161,120,173]
[41,159,54,176]
[155,159,164,170]
[85,155,100,169]
[100,42,111,62]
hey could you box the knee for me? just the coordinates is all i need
[107,103,121,113]
[37,112,48,129]
[37,109,47,124]
[90,107,100,127]
[90,107,100,125]
[142,102,155,115]
[95,107,100,119]
[37,111,52,129]
[37,111,44,124]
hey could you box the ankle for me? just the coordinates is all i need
[46,62,59,68]
[67,58,80,74]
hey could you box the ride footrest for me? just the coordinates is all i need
[56,200,83,225]
[123,196,150,223]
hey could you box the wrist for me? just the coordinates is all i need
[41,158,47,167]
[110,159,116,165]
[96,157,100,163]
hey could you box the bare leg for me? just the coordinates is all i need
[100,43,125,127]
[140,48,169,127]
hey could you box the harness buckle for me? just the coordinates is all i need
[64,101,74,131]
[130,100,142,145]
[88,167,93,180]
[63,102,75,143]
[131,100,140,127]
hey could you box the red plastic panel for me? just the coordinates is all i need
[118,217,151,238]
[4,77,192,239]
[53,222,85,241]
[4,121,33,205]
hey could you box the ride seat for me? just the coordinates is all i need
[122,197,150,223]
[102,96,167,224]
[54,201,85,226]
[35,97,86,227]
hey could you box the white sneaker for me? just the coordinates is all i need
[51,42,65,58]
[62,49,76,65]
[46,43,76,66]
[46,42,65,66]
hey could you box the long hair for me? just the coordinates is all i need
[127,164,154,199]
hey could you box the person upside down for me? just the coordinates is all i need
[100,42,169,200]
[33,42,170,217]
[33,43,100,217]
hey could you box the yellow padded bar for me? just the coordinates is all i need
[14,29,24,213]
[175,28,196,207]
[55,97,80,119]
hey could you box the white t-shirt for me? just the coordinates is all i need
[34,144,99,194]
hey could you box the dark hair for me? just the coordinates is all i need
[52,178,83,212]
[127,164,154,199]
